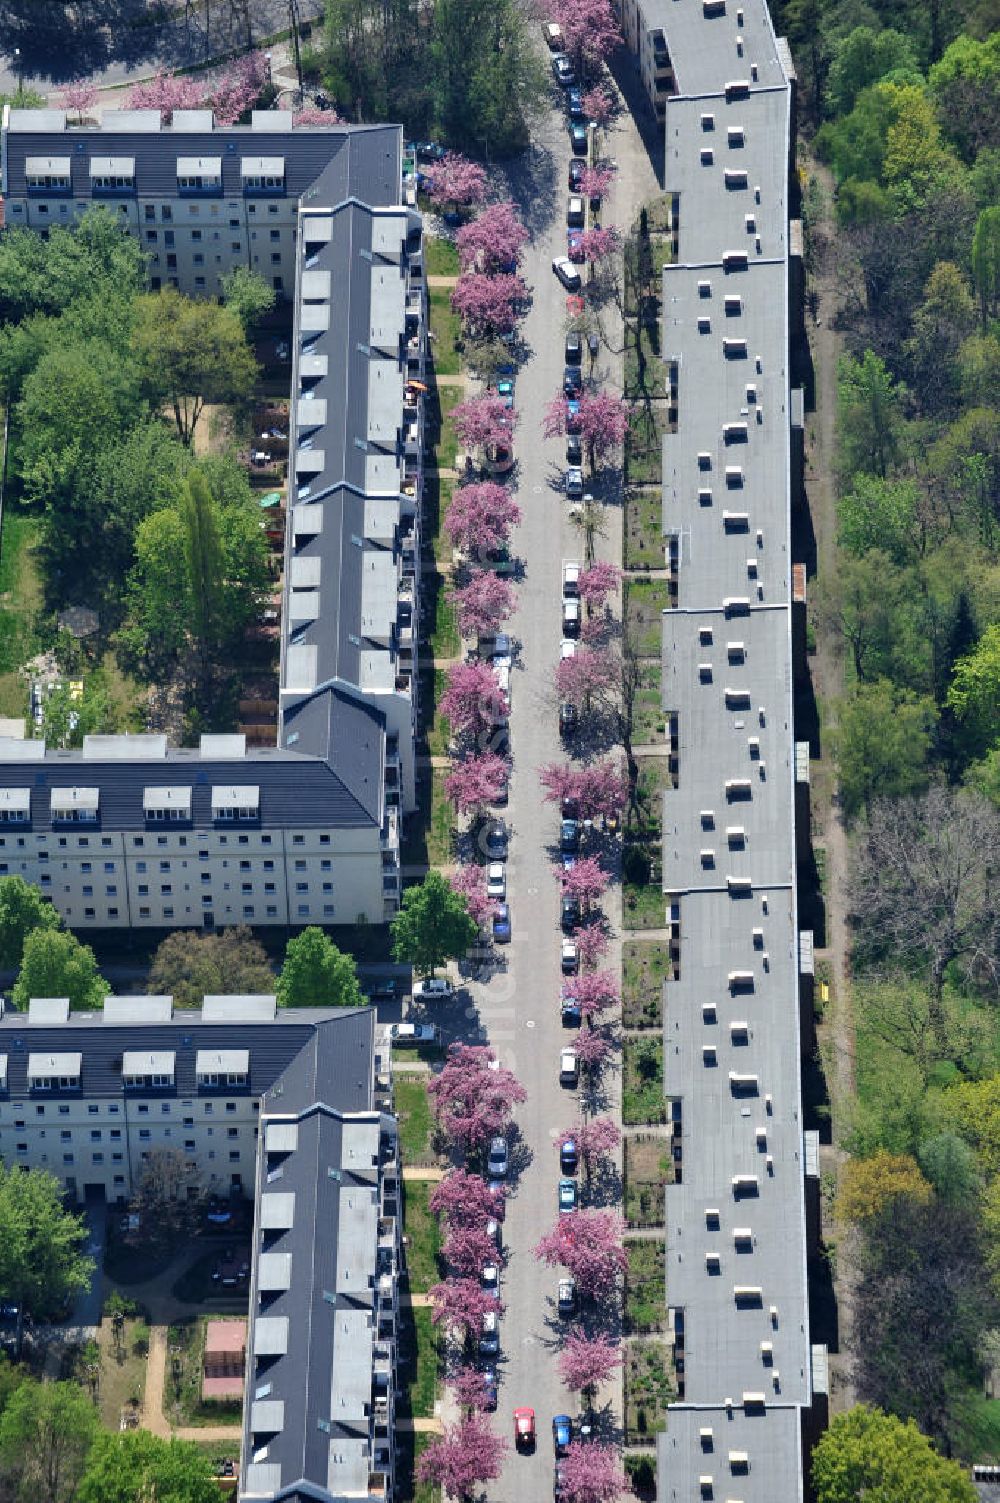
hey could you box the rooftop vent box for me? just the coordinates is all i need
[702,1002,717,1022]
[723,510,749,531]
[698,451,712,470]
[733,1284,762,1303]
[701,112,715,130]
[703,0,726,12]
[724,295,742,316]
[725,777,752,798]
[700,808,714,826]
[703,1044,718,1065]
[745,383,757,402]
[728,126,745,146]
[699,663,713,682]
[723,337,748,358]
[725,688,752,709]
[698,279,712,297]
[727,641,745,662]
[725,169,749,190]
[705,1252,721,1272]
[729,1070,759,1095]
[725,79,751,100]
[699,488,714,505]
[752,927,764,947]
[729,969,754,990]
[698,316,711,333]
[727,874,752,894]
[723,422,749,444]
[701,148,715,165]
[726,825,745,846]
[725,466,744,487]
[699,627,714,645]
[722,252,748,273]
[705,1208,721,1228]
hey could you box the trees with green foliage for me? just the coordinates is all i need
[277,927,363,1008]
[12,929,108,1012]
[179,470,225,681]
[947,622,1000,759]
[391,870,478,978]
[929,33,1000,163]
[837,350,906,480]
[837,1151,931,1222]
[0,877,62,971]
[0,1379,98,1503]
[904,261,976,414]
[221,266,276,332]
[76,1429,219,1503]
[429,0,546,155]
[827,27,919,116]
[834,679,934,816]
[147,926,274,1010]
[132,288,257,447]
[837,475,920,561]
[0,210,144,327]
[918,1132,981,1204]
[971,205,1000,328]
[0,1165,93,1329]
[812,1406,977,1503]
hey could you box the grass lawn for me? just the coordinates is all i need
[625,1239,667,1333]
[398,1431,440,1503]
[625,578,671,657]
[424,668,451,758]
[95,1318,148,1429]
[429,286,462,377]
[434,385,463,471]
[625,320,664,402]
[623,940,670,1029]
[623,1036,666,1125]
[623,848,665,931]
[628,757,671,842]
[625,1135,673,1227]
[625,402,668,486]
[429,579,459,661]
[402,1179,441,1291]
[625,1341,674,1443]
[429,477,455,565]
[395,1073,437,1165]
[428,768,454,866]
[0,505,42,712]
[425,237,460,277]
[165,1316,245,1429]
[625,487,664,571]
[632,660,665,744]
[404,1305,441,1419]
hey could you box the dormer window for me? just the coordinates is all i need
[25,156,71,192]
[143,787,192,823]
[28,1053,82,1091]
[90,157,136,193]
[123,1052,176,1089]
[51,788,99,824]
[176,157,222,193]
[211,786,259,823]
[0,790,30,824]
[196,1049,249,1089]
[241,156,285,193]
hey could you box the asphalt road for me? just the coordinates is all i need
[429,69,661,1500]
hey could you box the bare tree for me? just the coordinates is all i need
[130,1149,205,1250]
[851,787,1000,1021]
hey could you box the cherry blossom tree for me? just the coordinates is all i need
[445,753,509,817]
[557,1330,623,1394]
[430,1169,505,1227]
[445,482,521,558]
[127,70,203,121]
[560,856,610,910]
[444,1221,498,1277]
[552,0,622,77]
[451,393,519,454]
[575,1027,614,1076]
[577,226,622,274]
[577,920,611,968]
[441,661,509,742]
[580,392,629,470]
[539,762,580,809]
[427,1043,526,1152]
[429,1277,500,1341]
[291,105,343,125]
[556,646,618,710]
[575,1116,622,1176]
[456,201,528,273]
[578,760,628,822]
[209,52,269,125]
[577,563,621,611]
[563,970,620,1021]
[426,152,489,212]
[578,165,617,204]
[451,272,528,338]
[534,1209,627,1299]
[449,570,515,639]
[581,85,615,129]
[60,81,98,122]
[558,1439,629,1503]
[418,1414,508,1500]
[447,865,497,929]
[451,1365,494,1413]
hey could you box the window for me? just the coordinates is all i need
[263,859,274,871]
[227,1074,246,1088]
[225,1102,236,1114]
[15,1144,27,1154]
[62,1153,73,1164]
[137,1105,149,1116]
[82,885,93,897]
[60,1131,71,1142]
[166,254,177,269]
[266,904,278,917]
[270,252,281,265]
[90,1130,101,1142]
[58,1106,69,1116]
[160,884,172,895]
[243,905,254,918]
[270,229,280,241]
[84,907,95,918]
[229,1151,240,1162]
[136,861,147,873]
[191,228,202,242]
[294,859,306,872]
[138,1129,151,1141]
[110,1129,121,1141]
[88,1105,98,1115]
[138,885,149,896]
[160,1102,170,1113]
[145,205,155,221]
[139,906,151,918]
[185,1140,195,1151]
[273,276,283,291]
[193,254,204,266]
[35,1105,44,1116]
[292,835,304,846]
[106,885,117,896]
[322,883,332,893]
[162,205,172,221]
[297,903,309,917]
[323,904,335,916]
[320,859,331,871]
[92,1152,104,1164]
[295,882,308,893]
[264,882,275,894]
[241,883,252,894]
[146,230,158,243]
[227,1127,238,1139]
[164,230,174,247]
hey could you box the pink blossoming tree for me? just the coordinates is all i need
[445,481,521,557]
[577,920,611,968]
[427,1043,526,1152]
[545,392,629,470]
[456,200,529,273]
[574,1026,614,1076]
[556,646,618,710]
[534,1209,627,1299]
[452,272,528,338]
[552,0,622,77]
[574,1115,622,1179]
[445,753,509,817]
[428,1278,500,1342]
[127,70,203,122]
[449,569,516,639]
[578,759,628,821]
[451,393,519,454]
[440,660,509,742]
[578,225,622,272]
[578,165,617,204]
[426,152,489,212]
[558,1439,629,1503]
[430,1169,506,1228]
[577,562,621,610]
[417,1414,508,1500]
[581,85,616,129]
[291,105,343,125]
[557,1330,623,1395]
[447,865,497,929]
[560,855,610,910]
[443,1221,499,1278]
[563,970,620,1021]
[60,81,99,122]
[451,1365,495,1413]
[209,52,269,125]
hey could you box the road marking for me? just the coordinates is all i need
[526,1020,535,1029]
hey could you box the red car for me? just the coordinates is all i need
[514,1407,536,1450]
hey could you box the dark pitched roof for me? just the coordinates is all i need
[279,684,384,815]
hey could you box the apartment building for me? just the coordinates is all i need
[613,0,676,118]
[0,108,428,930]
[0,993,401,1503]
[621,0,827,1497]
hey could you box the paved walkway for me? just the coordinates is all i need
[144,1323,243,1442]
[402,1165,446,1180]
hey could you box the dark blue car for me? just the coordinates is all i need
[553,1415,572,1456]
[493,904,512,944]
[567,87,584,119]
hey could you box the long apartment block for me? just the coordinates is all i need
[0,993,401,1503]
[0,107,429,931]
[614,0,828,1497]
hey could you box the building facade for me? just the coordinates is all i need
[0,993,401,1503]
[0,107,429,930]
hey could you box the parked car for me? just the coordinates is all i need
[493,903,512,944]
[558,1178,578,1213]
[412,977,454,1001]
[560,1137,579,1173]
[566,397,582,433]
[552,53,576,85]
[514,1407,537,1450]
[555,1462,567,1499]
[497,378,515,408]
[486,1217,502,1252]
[561,938,580,977]
[561,896,581,932]
[479,1307,500,1356]
[566,433,583,465]
[563,560,581,595]
[553,1414,573,1454]
[363,977,398,1001]
[552,255,582,291]
[559,702,579,739]
[567,195,585,228]
[481,1261,500,1292]
[560,818,580,852]
[487,862,507,899]
[564,467,584,499]
[544,20,564,49]
[560,1048,580,1087]
[488,1135,509,1178]
[485,818,508,858]
[567,229,585,263]
[564,332,583,366]
[569,158,585,190]
[562,599,581,637]
[482,1366,499,1410]
[567,87,584,119]
[389,1023,439,1043]
[570,122,588,154]
[558,1277,578,1317]
[561,639,577,661]
[563,364,582,396]
[407,140,447,162]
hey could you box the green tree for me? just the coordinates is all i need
[837,350,905,481]
[834,679,934,817]
[220,266,276,332]
[429,0,546,154]
[132,288,257,447]
[277,927,364,1008]
[956,332,1000,409]
[391,870,478,978]
[0,1380,98,1503]
[39,679,116,749]
[12,928,108,1012]
[918,1132,981,1204]
[147,926,274,1010]
[812,1405,976,1503]
[179,470,225,677]
[904,261,975,414]
[76,1429,218,1503]
[947,622,1000,759]
[118,508,190,673]
[0,877,62,971]
[0,1166,93,1331]
[837,475,920,561]
[0,208,143,326]
[940,1074,1000,1176]
[972,205,1000,329]
[837,1151,931,1222]
[929,32,1000,163]
[827,27,919,117]
[965,745,1000,803]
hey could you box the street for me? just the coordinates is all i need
[432,72,660,1500]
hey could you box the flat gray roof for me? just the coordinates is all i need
[658,1404,804,1502]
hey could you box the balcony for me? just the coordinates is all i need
[373,1339,394,1382]
[381,806,400,854]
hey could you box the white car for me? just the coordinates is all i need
[561,639,577,661]
[412,977,454,1001]
[560,1047,580,1087]
[481,1261,500,1291]
[389,1023,439,1043]
[486,862,506,899]
[562,598,581,636]
[561,938,579,974]
[563,561,581,597]
[552,255,582,291]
